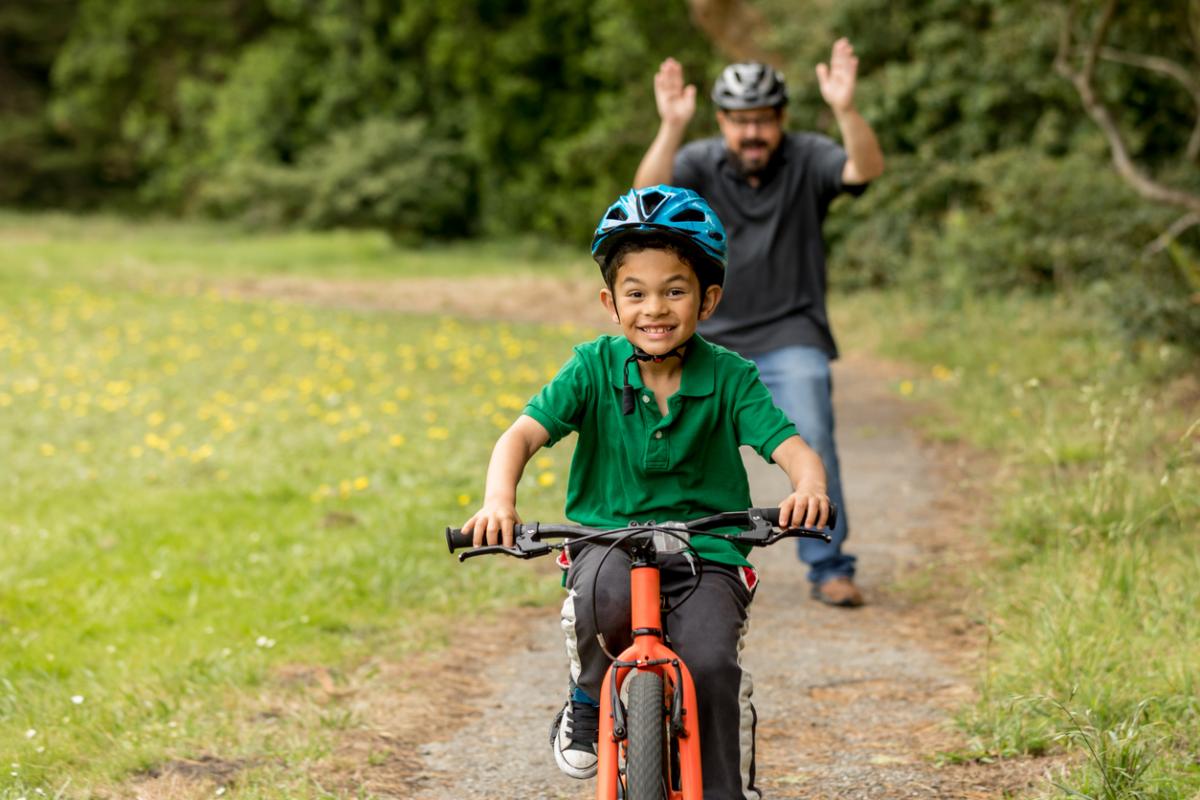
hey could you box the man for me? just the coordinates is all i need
[633,38,885,607]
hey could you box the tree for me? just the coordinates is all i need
[1055,0,1200,252]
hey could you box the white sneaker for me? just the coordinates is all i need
[550,695,599,779]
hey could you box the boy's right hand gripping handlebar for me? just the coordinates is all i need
[444,504,837,555]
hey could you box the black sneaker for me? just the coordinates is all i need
[550,689,599,779]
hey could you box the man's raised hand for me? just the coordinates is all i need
[816,37,859,113]
[654,58,696,127]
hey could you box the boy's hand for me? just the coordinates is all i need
[778,488,830,530]
[462,500,523,547]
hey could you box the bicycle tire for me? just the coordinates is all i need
[625,670,667,800]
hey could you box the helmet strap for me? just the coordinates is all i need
[621,339,691,415]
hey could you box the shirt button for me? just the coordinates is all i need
[654,431,663,439]
[642,395,650,403]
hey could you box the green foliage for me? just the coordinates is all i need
[199,117,476,241]
[31,0,717,241]
[768,0,1200,353]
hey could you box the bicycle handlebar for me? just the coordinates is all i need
[444,504,837,562]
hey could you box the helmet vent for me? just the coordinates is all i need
[670,208,706,223]
[606,206,628,221]
[639,191,666,218]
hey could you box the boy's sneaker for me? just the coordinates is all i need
[550,691,599,779]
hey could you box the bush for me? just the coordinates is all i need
[198,118,475,242]
[825,149,1199,353]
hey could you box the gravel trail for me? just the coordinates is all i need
[403,353,1042,799]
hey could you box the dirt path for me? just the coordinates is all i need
[392,348,1042,800]
[209,275,1048,799]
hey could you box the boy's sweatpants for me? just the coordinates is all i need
[562,544,760,800]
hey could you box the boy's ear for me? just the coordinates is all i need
[599,287,620,323]
[698,285,723,320]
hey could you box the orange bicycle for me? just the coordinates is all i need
[445,505,835,800]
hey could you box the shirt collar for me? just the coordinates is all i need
[608,335,715,397]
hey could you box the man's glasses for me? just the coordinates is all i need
[722,112,781,130]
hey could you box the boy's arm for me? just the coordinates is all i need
[770,435,831,529]
[462,415,551,547]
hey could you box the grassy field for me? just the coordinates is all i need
[0,215,585,795]
[838,294,1200,798]
[2,214,1197,798]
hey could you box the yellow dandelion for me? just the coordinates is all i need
[457,493,471,507]
[353,476,369,491]
[389,433,407,447]
[497,394,524,411]
[428,427,450,440]
[931,364,953,382]
[898,380,914,396]
[537,471,556,487]
[39,443,56,457]
[536,456,553,469]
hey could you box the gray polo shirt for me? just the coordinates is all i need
[673,132,867,359]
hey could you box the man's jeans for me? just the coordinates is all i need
[749,345,856,585]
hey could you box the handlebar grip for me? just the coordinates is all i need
[445,527,474,552]
[445,524,534,552]
[751,503,838,530]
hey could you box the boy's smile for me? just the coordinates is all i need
[600,248,722,359]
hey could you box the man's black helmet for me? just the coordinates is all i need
[711,62,788,110]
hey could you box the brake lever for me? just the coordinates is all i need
[782,526,832,544]
[458,545,519,561]
[738,508,776,544]
[457,529,552,562]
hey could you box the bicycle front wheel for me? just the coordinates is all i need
[625,670,667,800]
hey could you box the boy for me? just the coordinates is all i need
[462,185,830,799]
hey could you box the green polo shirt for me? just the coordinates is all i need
[523,335,798,567]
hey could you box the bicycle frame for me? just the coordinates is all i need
[445,506,835,800]
[596,546,702,799]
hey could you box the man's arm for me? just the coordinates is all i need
[817,38,885,185]
[633,58,696,188]
[461,415,551,547]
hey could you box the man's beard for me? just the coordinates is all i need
[732,138,773,176]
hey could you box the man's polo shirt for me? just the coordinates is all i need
[673,133,869,359]
[523,334,798,566]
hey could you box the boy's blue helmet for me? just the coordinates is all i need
[591,185,727,286]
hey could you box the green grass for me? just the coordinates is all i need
[0,210,586,283]
[4,214,1197,797]
[0,218,587,793]
[837,291,1200,798]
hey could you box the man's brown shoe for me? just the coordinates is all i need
[811,576,864,607]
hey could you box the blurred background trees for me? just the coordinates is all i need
[0,0,1196,349]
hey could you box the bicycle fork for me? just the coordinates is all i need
[596,559,703,800]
